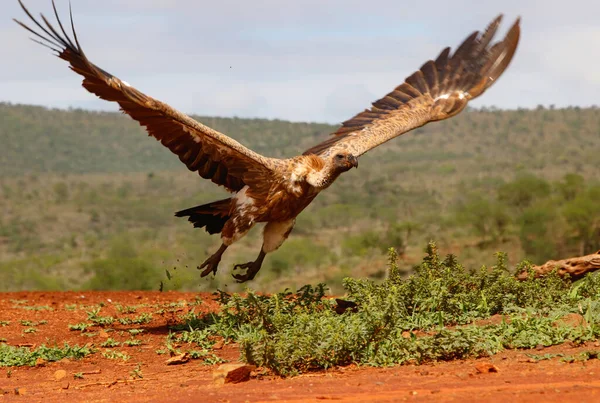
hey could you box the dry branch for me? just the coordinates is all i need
[517,250,600,280]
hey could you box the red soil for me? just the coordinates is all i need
[1,291,599,402]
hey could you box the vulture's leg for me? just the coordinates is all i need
[232,250,266,283]
[198,243,228,277]
[232,219,295,283]
[202,216,254,278]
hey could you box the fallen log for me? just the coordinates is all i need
[517,250,600,280]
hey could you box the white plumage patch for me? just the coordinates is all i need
[234,186,254,209]
[263,220,295,253]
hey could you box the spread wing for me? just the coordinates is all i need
[304,15,520,157]
[15,0,278,193]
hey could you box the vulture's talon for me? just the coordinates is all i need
[232,262,259,283]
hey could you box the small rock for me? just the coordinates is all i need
[213,363,256,384]
[35,358,46,367]
[98,330,109,338]
[60,381,70,390]
[475,363,499,374]
[212,339,224,350]
[14,387,27,396]
[54,369,67,381]
[166,352,190,365]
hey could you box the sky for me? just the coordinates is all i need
[2,0,599,124]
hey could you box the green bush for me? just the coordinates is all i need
[169,244,600,376]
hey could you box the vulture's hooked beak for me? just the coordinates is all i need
[350,155,359,169]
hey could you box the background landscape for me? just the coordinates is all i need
[1,102,599,292]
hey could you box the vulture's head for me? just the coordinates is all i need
[332,152,358,172]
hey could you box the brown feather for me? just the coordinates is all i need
[304,15,520,157]
[15,0,277,193]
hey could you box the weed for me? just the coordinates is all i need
[20,320,46,327]
[100,338,120,348]
[69,322,92,332]
[82,332,98,338]
[73,372,84,379]
[20,305,53,311]
[188,350,225,365]
[130,363,143,379]
[0,343,95,367]
[86,307,115,326]
[101,350,130,361]
[119,313,152,325]
[123,339,142,347]
[115,304,139,314]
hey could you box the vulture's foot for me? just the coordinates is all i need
[198,244,228,277]
[232,250,266,283]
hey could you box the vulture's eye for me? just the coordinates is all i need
[335,154,344,160]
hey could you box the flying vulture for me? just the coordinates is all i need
[15,1,520,282]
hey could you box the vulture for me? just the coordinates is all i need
[15,0,520,282]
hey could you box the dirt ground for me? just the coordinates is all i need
[1,291,599,403]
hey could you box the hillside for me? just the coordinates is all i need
[0,103,599,292]
[2,103,599,179]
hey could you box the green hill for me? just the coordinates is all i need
[0,102,599,292]
[2,102,599,179]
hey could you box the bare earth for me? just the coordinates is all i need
[1,291,599,402]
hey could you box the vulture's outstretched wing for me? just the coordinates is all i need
[15,0,277,193]
[304,15,520,157]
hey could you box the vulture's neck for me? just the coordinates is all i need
[301,155,342,190]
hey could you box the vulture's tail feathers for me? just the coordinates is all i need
[175,198,232,235]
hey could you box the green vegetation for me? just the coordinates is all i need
[0,343,95,367]
[86,307,115,326]
[102,350,130,361]
[100,338,120,348]
[68,322,92,332]
[130,363,143,379]
[1,103,599,292]
[161,245,600,376]
[123,339,142,347]
[118,313,152,325]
